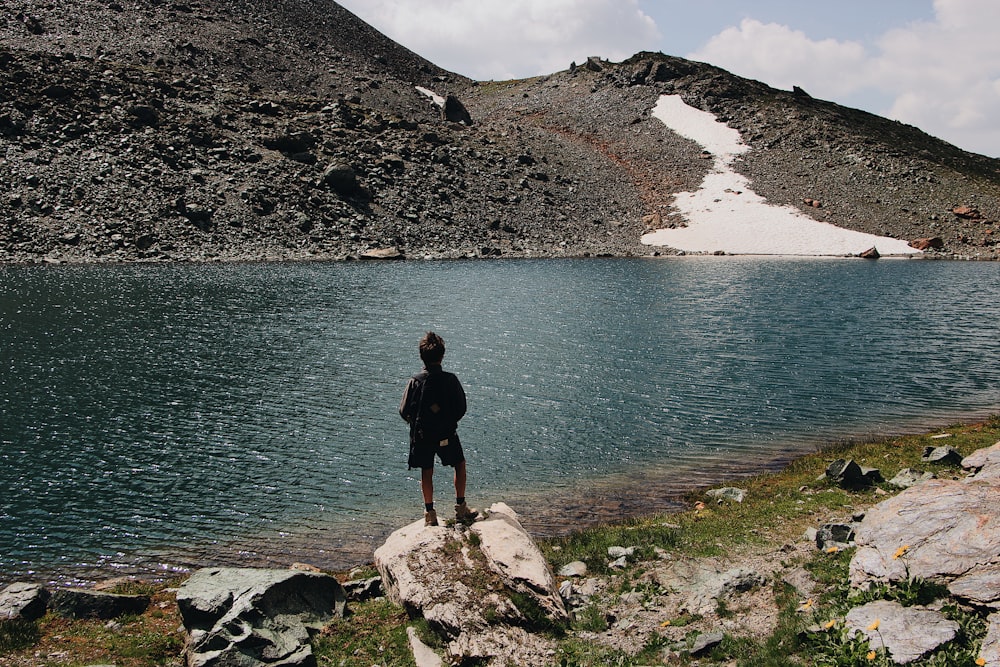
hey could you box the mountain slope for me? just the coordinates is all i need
[2,1,998,263]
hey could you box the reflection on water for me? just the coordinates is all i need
[1,257,998,581]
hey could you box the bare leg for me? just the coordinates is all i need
[454,460,466,500]
[421,468,434,505]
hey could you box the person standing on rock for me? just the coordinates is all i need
[399,331,476,527]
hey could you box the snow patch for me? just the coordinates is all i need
[415,86,445,108]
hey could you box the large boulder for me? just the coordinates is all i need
[0,583,50,621]
[850,442,1000,608]
[374,502,566,665]
[177,567,346,667]
[49,588,150,619]
[845,600,959,664]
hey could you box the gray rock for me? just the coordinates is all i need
[319,161,361,196]
[407,626,443,667]
[887,468,935,489]
[374,502,564,665]
[177,567,346,667]
[678,566,766,616]
[706,486,746,503]
[816,523,855,550]
[442,94,472,125]
[50,588,149,620]
[980,612,1000,667]
[921,445,964,466]
[342,576,382,602]
[0,582,51,621]
[845,600,958,664]
[558,561,587,578]
[850,464,1000,607]
[826,459,872,489]
[607,546,635,559]
[688,630,725,656]
[963,441,1000,479]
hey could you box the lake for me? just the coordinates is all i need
[1,257,998,583]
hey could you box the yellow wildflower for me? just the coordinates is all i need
[660,619,671,627]
[826,546,840,553]
[867,619,881,631]
[867,650,877,661]
[823,619,837,629]
[798,598,814,611]
[975,658,986,666]
[893,544,911,560]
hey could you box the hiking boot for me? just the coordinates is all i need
[455,502,477,524]
[424,509,438,527]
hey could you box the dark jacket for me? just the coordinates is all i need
[399,364,467,445]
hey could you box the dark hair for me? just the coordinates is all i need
[419,331,445,364]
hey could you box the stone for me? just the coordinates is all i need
[909,237,944,250]
[706,486,746,503]
[816,523,855,550]
[442,94,472,125]
[318,161,361,196]
[952,205,982,220]
[0,583,51,621]
[859,246,881,259]
[845,600,958,664]
[688,630,725,656]
[921,445,963,466]
[963,441,1000,478]
[342,576,382,602]
[981,612,1000,667]
[607,546,635,559]
[374,502,564,665]
[887,468,935,489]
[49,588,149,620]
[128,105,160,127]
[850,472,1000,607]
[558,561,587,578]
[826,459,875,489]
[407,626,443,667]
[668,565,766,616]
[359,247,404,260]
[177,567,346,667]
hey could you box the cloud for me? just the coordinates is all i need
[689,0,1000,157]
[337,0,660,81]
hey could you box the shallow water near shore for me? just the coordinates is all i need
[2,257,999,583]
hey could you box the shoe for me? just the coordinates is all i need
[424,509,438,527]
[455,502,477,524]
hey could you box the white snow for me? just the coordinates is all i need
[415,86,445,108]
[641,95,920,257]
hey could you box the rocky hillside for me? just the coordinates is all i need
[3,0,999,263]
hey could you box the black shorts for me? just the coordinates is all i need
[408,433,465,470]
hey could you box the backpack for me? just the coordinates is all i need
[409,370,456,445]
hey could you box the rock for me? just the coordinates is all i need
[782,567,816,597]
[981,612,1000,667]
[706,486,746,503]
[952,205,982,220]
[50,588,150,619]
[558,561,587,578]
[176,567,347,667]
[859,246,881,259]
[318,161,361,197]
[374,502,564,665]
[342,576,382,602]
[607,546,636,559]
[887,468,935,489]
[962,441,1000,478]
[850,470,1000,608]
[442,94,472,125]
[666,565,766,616]
[921,445,963,466]
[845,600,958,664]
[0,583,51,621]
[688,630,725,656]
[816,523,855,550]
[909,237,944,250]
[359,247,404,260]
[128,105,160,127]
[826,459,879,489]
[407,626,443,667]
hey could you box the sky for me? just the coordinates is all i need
[336,0,1000,158]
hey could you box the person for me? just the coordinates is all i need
[399,331,476,527]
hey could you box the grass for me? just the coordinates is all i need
[2,417,997,666]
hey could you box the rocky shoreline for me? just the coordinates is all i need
[3,2,1000,265]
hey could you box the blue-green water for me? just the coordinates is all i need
[2,257,999,582]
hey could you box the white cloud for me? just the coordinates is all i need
[337,0,660,81]
[689,0,1000,157]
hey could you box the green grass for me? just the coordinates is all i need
[312,597,413,667]
[0,618,41,654]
